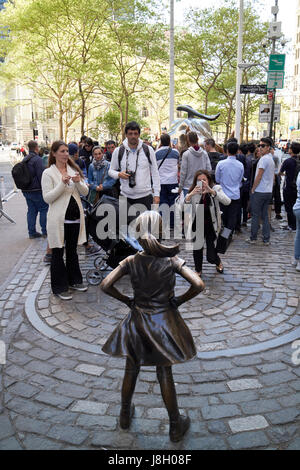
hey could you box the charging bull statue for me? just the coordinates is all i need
[168,105,220,145]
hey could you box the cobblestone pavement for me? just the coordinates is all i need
[0,217,299,450]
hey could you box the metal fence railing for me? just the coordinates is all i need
[0,176,16,223]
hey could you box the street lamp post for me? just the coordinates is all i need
[169,0,175,128]
[235,0,244,144]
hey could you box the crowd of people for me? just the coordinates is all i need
[18,121,300,301]
[14,123,300,443]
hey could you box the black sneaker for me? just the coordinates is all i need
[275,214,283,220]
[29,233,42,239]
[57,291,73,300]
[69,284,88,292]
[43,253,52,264]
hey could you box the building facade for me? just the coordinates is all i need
[289,0,300,133]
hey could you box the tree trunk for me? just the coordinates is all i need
[123,98,129,140]
[204,95,208,115]
[78,79,85,136]
[225,99,234,142]
[58,100,64,140]
[245,112,249,142]
[118,104,124,141]
[240,96,246,143]
[157,119,163,136]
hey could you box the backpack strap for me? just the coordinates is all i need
[142,143,152,165]
[118,145,126,171]
[118,143,152,171]
[23,153,35,164]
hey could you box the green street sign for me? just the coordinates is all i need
[268,54,286,72]
[267,71,285,89]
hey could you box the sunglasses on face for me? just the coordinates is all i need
[258,144,268,148]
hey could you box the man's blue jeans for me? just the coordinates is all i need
[293,208,300,260]
[23,191,48,236]
[250,191,272,242]
[160,183,178,228]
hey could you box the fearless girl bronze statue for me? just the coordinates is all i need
[101,211,204,442]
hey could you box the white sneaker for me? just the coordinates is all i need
[292,259,298,267]
[296,261,300,272]
[245,238,257,244]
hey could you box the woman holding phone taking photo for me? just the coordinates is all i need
[42,140,89,300]
[185,170,231,277]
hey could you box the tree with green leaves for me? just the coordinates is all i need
[0,0,111,139]
[175,0,269,142]
[93,2,166,138]
[0,0,165,140]
[96,101,147,142]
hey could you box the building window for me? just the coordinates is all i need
[141,107,149,118]
[45,107,54,120]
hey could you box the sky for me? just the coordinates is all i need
[175,0,296,37]
[174,0,296,74]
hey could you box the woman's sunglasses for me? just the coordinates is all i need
[257,144,268,148]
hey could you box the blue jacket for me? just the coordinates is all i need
[22,152,45,192]
[88,161,115,191]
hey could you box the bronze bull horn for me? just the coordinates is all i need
[176,105,220,121]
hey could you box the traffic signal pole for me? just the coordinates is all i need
[268,1,278,140]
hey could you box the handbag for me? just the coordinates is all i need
[216,227,232,254]
[174,191,185,212]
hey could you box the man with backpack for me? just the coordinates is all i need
[108,121,160,211]
[279,142,300,232]
[18,140,48,238]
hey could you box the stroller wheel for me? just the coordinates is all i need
[86,269,103,285]
[94,256,106,270]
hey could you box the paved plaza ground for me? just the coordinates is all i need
[0,193,299,450]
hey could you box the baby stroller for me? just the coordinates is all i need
[84,194,143,285]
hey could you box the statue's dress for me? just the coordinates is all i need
[102,253,196,366]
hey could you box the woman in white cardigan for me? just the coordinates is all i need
[185,170,231,277]
[42,140,89,300]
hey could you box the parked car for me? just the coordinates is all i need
[10,142,19,151]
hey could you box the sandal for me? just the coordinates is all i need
[216,263,224,274]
